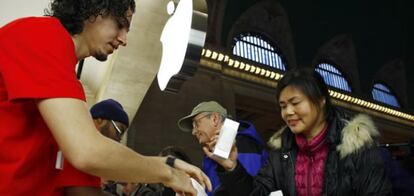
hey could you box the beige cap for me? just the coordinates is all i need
[178,101,227,132]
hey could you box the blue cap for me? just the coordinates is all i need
[90,99,129,126]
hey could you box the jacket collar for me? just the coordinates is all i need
[268,110,380,159]
[237,120,266,147]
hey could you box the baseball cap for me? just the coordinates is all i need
[90,99,129,127]
[178,101,227,132]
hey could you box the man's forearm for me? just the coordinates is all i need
[37,98,173,184]
[80,136,173,184]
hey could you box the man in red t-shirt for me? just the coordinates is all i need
[55,99,129,195]
[0,0,211,195]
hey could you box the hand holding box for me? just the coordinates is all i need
[213,118,239,159]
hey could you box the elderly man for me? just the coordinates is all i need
[178,101,268,196]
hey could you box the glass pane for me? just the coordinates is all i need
[232,34,286,70]
[315,64,351,92]
[372,83,400,107]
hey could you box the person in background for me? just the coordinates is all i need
[380,147,414,196]
[208,68,392,196]
[131,146,192,196]
[177,101,268,196]
[121,182,139,196]
[54,99,129,195]
[0,0,210,195]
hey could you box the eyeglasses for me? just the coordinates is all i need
[110,120,125,139]
[192,114,210,129]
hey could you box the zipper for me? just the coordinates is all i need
[285,151,296,196]
[307,155,314,196]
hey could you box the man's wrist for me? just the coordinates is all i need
[165,156,176,168]
[226,161,237,172]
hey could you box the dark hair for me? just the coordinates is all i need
[159,146,192,164]
[275,68,332,119]
[45,0,136,35]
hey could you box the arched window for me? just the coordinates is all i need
[315,63,352,92]
[372,83,400,108]
[232,33,286,71]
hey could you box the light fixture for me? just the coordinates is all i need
[157,0,208,92]
[217,53,224,61]
[199,48,414,122]
[205,49,212,58]
[250,66,256,73]
[228,59,234,66]
[240,62,245,70]
[246,64,251,71]
[339,93,345,100]
[275,73,282,80]
[265,70,270,77]
[234,60,240,68]
[212,52,218,60]
[224,55,229,62]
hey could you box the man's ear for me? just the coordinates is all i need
[94,118,106,128]
[211,113,220,127]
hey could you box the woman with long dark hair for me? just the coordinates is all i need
[204,68,392,196]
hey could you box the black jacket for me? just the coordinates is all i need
[132,183,175,196]
[218,109,392,196]
[207,121,268,196]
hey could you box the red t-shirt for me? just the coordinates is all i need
[53,159,101,194]
[0,17,85,195]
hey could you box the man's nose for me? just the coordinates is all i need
[117,30,128,46]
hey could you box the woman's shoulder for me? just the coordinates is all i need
[267,126,289,150]
[336,114,380,159]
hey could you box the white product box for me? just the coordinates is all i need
[176,178,207,196]
[213,118,239,159]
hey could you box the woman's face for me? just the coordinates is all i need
[279,85,326,139]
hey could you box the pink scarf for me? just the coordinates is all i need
[294,125,329,196]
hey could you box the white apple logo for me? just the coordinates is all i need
[157,0,207,92]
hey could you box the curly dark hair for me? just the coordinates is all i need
[45,0,136,35]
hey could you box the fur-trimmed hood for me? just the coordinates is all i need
[267,114,380,158]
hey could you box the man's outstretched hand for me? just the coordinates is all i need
[173,158,212,192]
